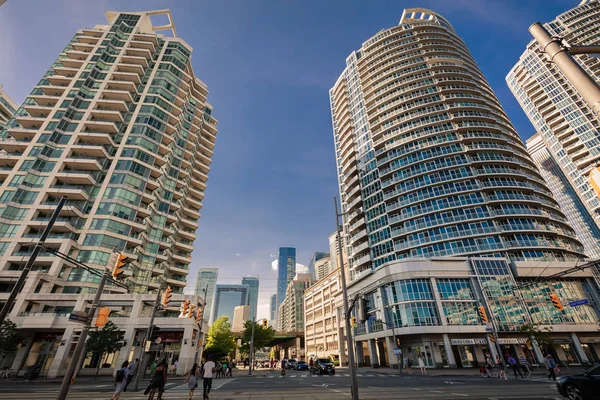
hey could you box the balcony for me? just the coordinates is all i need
[5,126,37,141]
[90,109,124,123]
[0,139,29,152]
[101,90,134,103]
[55,170,98,185]
[111,71,141,85]
[120,54,148,68]
[46,184,90,201]
[77,132,115,146]
[53,66,78,78]
[84,120,118,134]
[62,157,103,171]
[116,63,144,76]
[71,144,110,158]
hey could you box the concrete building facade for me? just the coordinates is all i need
[527,133,600,257]
[330,8,585,281]
[277,273,312,332]
[0,83,17,129]
[507,0,600,245]
[314,254,332,281]
[0,9,217,377]
[232,305,250,332]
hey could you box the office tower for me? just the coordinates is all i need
[195,268,218,322]
[330,8,585,277]
[241,276,259,321]
[0,83,17,129]
[269,293,277,328]
[212,284,248,324]
[507,0,600,241]
[527,133,600,257]
[276,273,312,332]
[0,10,215,378]
[0,10,217,300]
[276,247,296,313]
[232,305,250,332]
[307,251,329,280]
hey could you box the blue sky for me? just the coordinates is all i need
[0,0,578,318]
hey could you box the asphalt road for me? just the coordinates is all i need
[0,371,564,399]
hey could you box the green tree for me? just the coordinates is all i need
[85,321,125,379]
[240,320,276,360]
[0,319,20,364]
[204,316,236,360]
[519,323,555,354]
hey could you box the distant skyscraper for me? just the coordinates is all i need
[276,247,296,316]
[527,133,600,257]
[507,0,600,239]
[269,293,277,328]
[241,276,259,321]
[277,273,313,332]
[195,268,218,322]
[212,284,248,324]
[0,83,17,129]
[307,252,329,280]
[331,8,584,277]
[314,254,332,281]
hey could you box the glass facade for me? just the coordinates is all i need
[276,247,296,316]
[331,9,585,279]
[212,284,248,324]
[195,268,218,322]
[507,1,600,248]
[242,276,259,321]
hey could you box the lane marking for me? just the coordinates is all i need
[451,393,468,397]
[431,390,444,393]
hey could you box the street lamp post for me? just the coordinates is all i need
[334,197,360,400]
[248,317,264,376]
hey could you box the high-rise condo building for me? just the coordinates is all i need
[0,83,17,129]
[195,268,218,322]
[527,133,600,257]
[328,231,346,272]
[241,276,259,321]
[0,10,215,377]
[269,293,277,328]
[277,273,312,332]
[307,251,329,280]
[212,284,248,324]
[276,247,296,315]
[330,8,585,278]
[327,8,600,371]
[506,0,600,243]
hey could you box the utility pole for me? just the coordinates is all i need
[334,197,359,400]
[0,196,67,325]
[194,283,209,365]
[57,269,109,400]
[529,22,600,117]
[133,287,162,392]
[249,319,256,376]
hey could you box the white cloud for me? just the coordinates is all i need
[271,260,308,273]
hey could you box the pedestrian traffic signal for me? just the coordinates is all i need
[180,300,190,318]
[188,304,195,318]
[488,334,496,343]
[95,307,111,327]
[351,316,357,328]
[112,253,129,278]
[549,293,564,311]
[478,306,488,323]
[161,286,173,307]
[262,319,268,328]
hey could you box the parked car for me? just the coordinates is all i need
[295,361,309,371]
[286,359,297,369]
[310,358,335,375]
[557,364,600,400]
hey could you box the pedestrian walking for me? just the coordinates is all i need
[402,356,409,376]
[147,360,167,400]
[226,361,233,377]
[418,354,426,374]
[545,355,557,381]
[496,355,507,380]
[507,354,524,378]
[203,355,216,400]
[112,360,129,400]
[173,359,179,376]
[183,363,201,400]
[518,354,531,378]
[216,361,222,378]
[124,358,138,392]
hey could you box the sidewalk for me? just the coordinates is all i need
[339,365,588,377]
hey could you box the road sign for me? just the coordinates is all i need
[367,316,377,321]
[69,311,90,324]
[393,348,402,355]
[560,297,569,306]
[485,327,493,332]
[569,299,589,307]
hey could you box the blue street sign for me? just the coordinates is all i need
[569,299,589,307]
[367,316,377,321]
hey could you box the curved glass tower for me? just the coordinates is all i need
[330,8,585,276]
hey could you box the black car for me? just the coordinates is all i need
[557,364,600,400]
[310,358,335,375]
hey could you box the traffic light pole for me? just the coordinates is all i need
[194,283,209,365]
[334,197,359,400]
[133,286,162,392]
[57,269,109,400]
[249,318,256,376]
[0,196,67,326]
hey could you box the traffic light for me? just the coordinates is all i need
[478,306,488,323]
[188,304,195,318]
[112,253,129,278]
[351,316,357,328]
[196,307,203,324]
[180,300,190,318]
[161,286,173,307]
[262,319,268,328]
[550,293,564,311]
[488,334,496,343]
[95,307,111,327]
